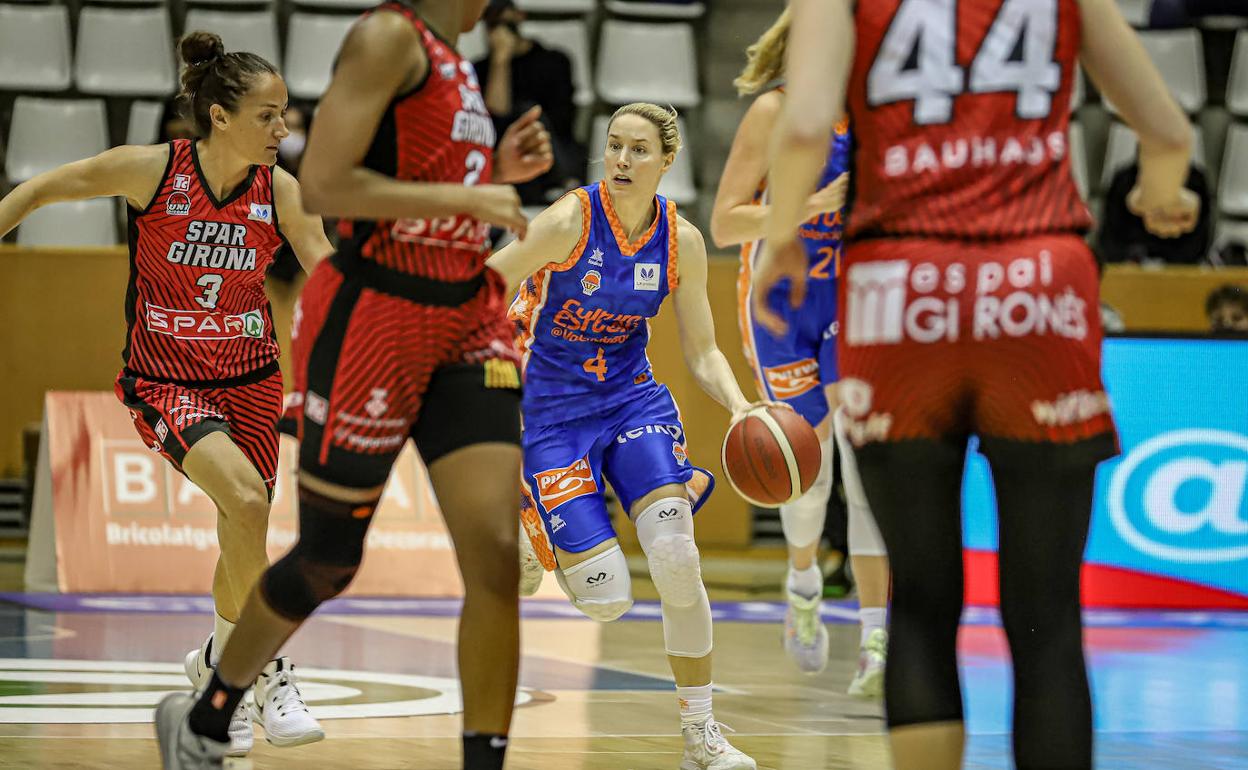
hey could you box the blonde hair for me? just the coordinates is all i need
[734,9,790,97]
[609,103,682,156]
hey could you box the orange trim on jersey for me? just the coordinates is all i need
[665,200,680,292]
[510,268,551,377]
[547,188,592,272]
[597,183,662,257]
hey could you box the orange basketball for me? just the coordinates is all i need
[721,405,822,507]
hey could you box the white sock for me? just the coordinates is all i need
[677,683,713,727]
[859,607,887,646]
[211,614,236,667]
[787,563,822,599]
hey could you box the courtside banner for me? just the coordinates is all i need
[963,336,1248,609]
[29,391,463,595]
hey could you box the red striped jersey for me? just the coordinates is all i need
[336,2,496,282]
[124,139,282,383]
[845,0,1092,240]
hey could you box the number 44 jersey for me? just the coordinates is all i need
[846,0,1093,241]
[510,183,680,428]
[124,138,282,384]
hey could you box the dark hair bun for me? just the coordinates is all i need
[180,31,225,68]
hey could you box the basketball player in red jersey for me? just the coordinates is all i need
[755,1,1199,768]
[155,1,552,768]
[0,32,333,757]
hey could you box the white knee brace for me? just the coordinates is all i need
[661,587,713,658]
[556,545,634,622]
[779,433,833,549]
[834,407,888,557]
[635,497,702,608]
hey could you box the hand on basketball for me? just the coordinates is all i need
[495,105,555,185]
[732,399,793,423]
[751,237,808,336]
[472,184,529,239]
[1127,186,1201,239]
[804,172,849,220]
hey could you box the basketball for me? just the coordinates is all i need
[720,405,822,507]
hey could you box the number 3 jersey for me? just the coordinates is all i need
[510,183,679,428]
[124,138,282,383]
[846,0,1092,240]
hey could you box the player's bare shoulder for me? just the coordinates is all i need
[675,214,708,259]
[105,143,174,209]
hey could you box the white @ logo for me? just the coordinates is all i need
[1108,429,1248,564]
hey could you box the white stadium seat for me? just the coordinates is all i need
[520,19,595,106]
[285,12,357,100]
[1105,30,1205,115]
[1213,218,1248,253]
[1218,123,1248,217]
[1116,0,1151,27]
[1069,122,1089,201]
[75,5,176,96]
[1099,121,1206,193]
[588,114,697,205]
[17,199,118,247]
[183,9,281,68]
[5,97,109,184]
[596,20,700,107]
[458,21,489,64]
[290,0,377,8]
[127,100,166,147]
[1228,30,1248,118]
[604,1,705,20]
[0,3,72,92]
[516,0,596,14]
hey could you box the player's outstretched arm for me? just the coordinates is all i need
[273,166,333,273]
[485,191,584,296]
[0,144,167,240]
[297,10,526,234]
[1078,0,1199,237]
[671,217,751,418]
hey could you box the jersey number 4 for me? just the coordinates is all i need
[583,347,608,382]
[868,0,1061,125]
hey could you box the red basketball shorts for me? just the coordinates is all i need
[837,234,1117,448]
[115,366,284,492]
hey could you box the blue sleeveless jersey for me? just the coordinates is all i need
[792,117,851,267]
[511,183,679,427]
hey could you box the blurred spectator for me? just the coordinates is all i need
[159,98,196,142]
[1207,284,1248,334]
[1097,161,1211,265]
[474,0,584,204]
[276,104,309,175]
[1151,0,1246,28]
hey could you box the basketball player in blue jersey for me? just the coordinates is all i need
[711,9,891,695]
[489,103,759,770]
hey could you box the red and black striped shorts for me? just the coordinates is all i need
[115,364,284,493]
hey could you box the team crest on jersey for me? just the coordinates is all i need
[173,174,192,192]
[154,419,169,443]
[581,270,602,296]
[672,442,687,466]
[166,192,191,216]
[248,203,272,224]
[365,389,389,419]
[535,457,598,512]
[634,264,660,292]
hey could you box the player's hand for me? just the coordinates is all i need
[1127,186,1201,239]
[489,25,520,62]
[751,236,807,336]
[494,105,554,185]
[803,172,849,220]
[731,399,793,423]
[471,184,529,239]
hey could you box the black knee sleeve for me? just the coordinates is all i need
[261,486,379,621]
[855,438,969,729]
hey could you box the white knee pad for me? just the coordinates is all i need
[635,497,702,608]
[834,407,888,557]
[556,545,634,622]
[778,433,833,549]
[662,587,713,658]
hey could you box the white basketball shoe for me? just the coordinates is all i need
[184,636,253,757]
[680,719,757,770]
[783,590,829,674]
[847,628,888,699]
[251,657,324,747]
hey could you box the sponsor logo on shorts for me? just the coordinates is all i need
[549,513,566,533]
[672,442,687,466]
[616,423,683,444]
[145,304,266,340]
[581,270,602,296]
[169,397,224,428]
[763,358,820,400]
[845,253,1088,346]
[173,174,192,192]
[535,457,598,512]
[248,203,272,224]
[166,192,192,216]
[1031,390,1111,427]
[1108,429,1248,564]
[634,263,660,292]
[305,392,329,425]
[154,419,168,442]
[365,388,389,419]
